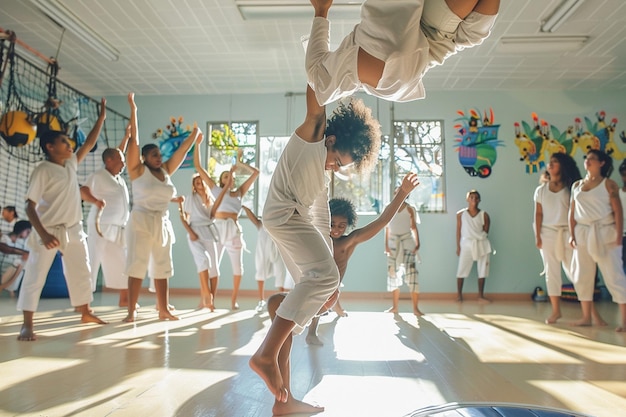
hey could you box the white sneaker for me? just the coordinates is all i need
[255,300,266,312]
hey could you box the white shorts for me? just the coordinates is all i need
[87,226,127,291]
[214,218,244,276]
[126,210,174,279]
[187,234,218,276]
[456,241,490,278]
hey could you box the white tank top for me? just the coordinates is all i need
[620,188,626,234]
[533,183,569,226]
[131,167,176,212]
[185,193,213,225]
[388,205,411,235]
[211,186,242,214]
[572,179,612,224]
[460,209,488,240]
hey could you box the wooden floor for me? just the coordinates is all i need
[1,292,625,417]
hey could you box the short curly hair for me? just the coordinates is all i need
[325,98,381,174]
[329,197,357,229]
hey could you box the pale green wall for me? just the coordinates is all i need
[107,89,626,295]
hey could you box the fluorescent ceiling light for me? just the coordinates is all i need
[30,0,119,61]
[498,36,589,54]
[541,0,586,33]
[236,1,362,20]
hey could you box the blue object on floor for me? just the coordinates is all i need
[41,251,69,298]
[407,403,595,417]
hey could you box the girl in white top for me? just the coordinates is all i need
[305,0,499,105]
[180,132,231,311]
[456,189,491,303]
[569,149,626,331]
[205,148,259,310]
[534,153,581,324]
[123,93,198,323]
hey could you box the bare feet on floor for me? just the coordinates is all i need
[159,310,179,321]
[384,307,398,313]
[273,397,324,416]
[231,302,239,310]
[615,326,626,332]
[122,310,138,323]
[249,353,288,403]
[82,312,108,324]
[305,333,324,346]
[414,308,424,316]
[17,325,36,341]
[477,297,491,304]
[545,313,561,324]
[572,318,607,327]
[333,306,348,317]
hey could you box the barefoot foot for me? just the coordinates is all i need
[572,319,592,327]
[82,312,108,324]
[384,307,398,313]
[414,309,424,316]
[249,353,288,403]
[477,297,491,304]
[17,325,37,341]
[545,313,562,324]
[273,397,324,416]
[159,311,179,321]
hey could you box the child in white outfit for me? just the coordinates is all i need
[17,99,108,341]
[456,189,492,303]
[305,0,499,105]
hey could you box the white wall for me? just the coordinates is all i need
[106,89,626,295]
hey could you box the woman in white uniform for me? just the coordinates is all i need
[205,149,259,310]
[305,0,499,105]
[569,149,626,331]
[122,93,198,322]
[180,132,231,311]
[533,152,581,324]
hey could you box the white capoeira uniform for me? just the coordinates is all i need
[534,183,573,296]
[126,168,176,280]
[210,186,245,275]
[456,208,491,278]
[304,0,497,105]
[255,226,294,290]
[571,179,626,303]
[184,192,219,276]
[263,133,339,333]
[83,168,130,291]
[17,154,93,312]
[386,206,419,292]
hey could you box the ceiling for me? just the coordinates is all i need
[1,0,625,97]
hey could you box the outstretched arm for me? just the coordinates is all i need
[193,132,217,189]
[125,93,143,180]
[76,98,106,164]
[294,85,326,144]
[242,205,262,230]
[210,168,233,219]
[163,125,199,176]
[117,123,131,153]
[408,205,420,253]
[235,149,260,197]
[348,173,419,245]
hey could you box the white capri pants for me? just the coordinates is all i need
[456,238,490,278]
[265,213,340,334]
[17,222,93,312]
[571,223,626,303]
[87,225,127,291]
[539,226,572,296]
[187,234,219,276]
[126,210,174,279]
[214,218,244,275]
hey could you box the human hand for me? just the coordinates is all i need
[95,199,106,210]
[127,92,136,109]
[399,172,419,195]
[41,232,60,250]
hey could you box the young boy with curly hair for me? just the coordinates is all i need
[249,83,381,413]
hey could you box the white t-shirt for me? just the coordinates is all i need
[131,167,176,212]
[84,168,130,226]
[534,183,570,227]
[26,154,82,227]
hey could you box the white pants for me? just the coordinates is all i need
[87,227,127,291]
[17,222,93,312]
[456,238,490,278]
[214,218,244,275]
[539,226,572,296]
[126,210,174,279]
[265,213,339,334]
[572,223,626,303]
[187,234,219,276]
